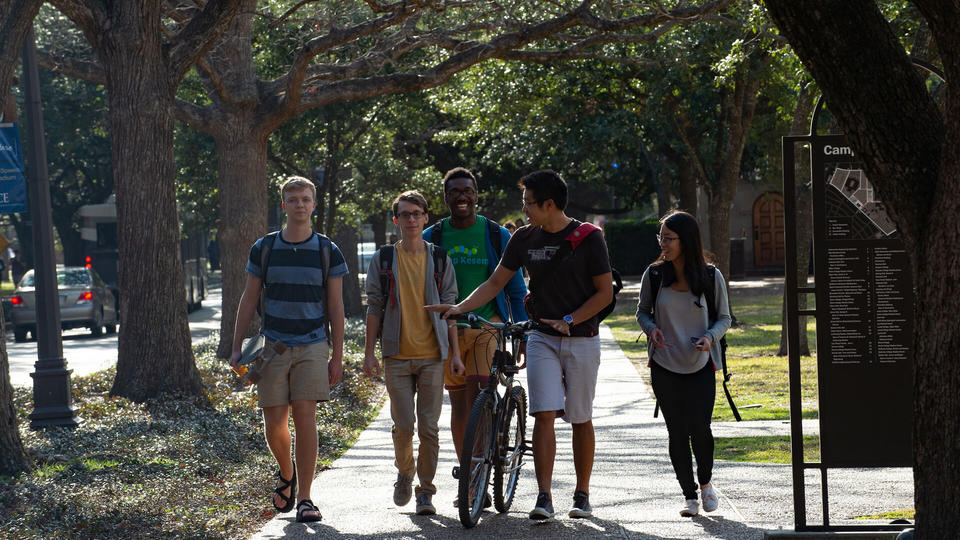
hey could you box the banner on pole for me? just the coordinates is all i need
[0,123,27,214]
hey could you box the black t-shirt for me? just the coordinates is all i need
[500,220,611,337]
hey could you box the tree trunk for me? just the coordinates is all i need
[333,224,362,317]
[0,317,30,475]
[764,2,958,535]
[676,157,698,216]
[656,170,672,217]
[103,38,202,401]
[0,1,42,101]
[214,130,269,358]
[707,200,731,277]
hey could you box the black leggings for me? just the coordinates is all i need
[650,361,716,500]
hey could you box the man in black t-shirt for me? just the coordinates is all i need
[428,170,613,521]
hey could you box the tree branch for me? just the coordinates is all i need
[35,50,106,86]
[165,0,243,82]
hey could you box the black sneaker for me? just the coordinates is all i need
[568,490,592,518]
[529,492,554,520]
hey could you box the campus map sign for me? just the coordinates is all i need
[812,135,913,467]
[0,123,27,214]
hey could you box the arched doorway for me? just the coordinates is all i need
[753,192,785,267]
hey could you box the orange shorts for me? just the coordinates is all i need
[445,314,501,390]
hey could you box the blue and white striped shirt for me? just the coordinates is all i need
[246,231,349,346]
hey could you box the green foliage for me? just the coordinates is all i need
[603,219,661,275]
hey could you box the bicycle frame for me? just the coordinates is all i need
[454,313,545,527]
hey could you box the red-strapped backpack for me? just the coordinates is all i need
[524,222,623,323]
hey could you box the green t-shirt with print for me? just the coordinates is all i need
[440,216,497,320]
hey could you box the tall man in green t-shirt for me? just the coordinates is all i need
[423,167,528,506]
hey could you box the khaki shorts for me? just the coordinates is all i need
[256,340,330,408]
[445,314,501,390]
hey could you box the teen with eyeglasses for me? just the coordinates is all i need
[363,190,464,516]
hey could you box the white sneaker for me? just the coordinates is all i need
[680,498,699,517]
[701,483,719,512]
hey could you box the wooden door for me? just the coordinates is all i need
[753,192,785,267]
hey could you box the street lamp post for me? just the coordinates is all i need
[21,27,78,429]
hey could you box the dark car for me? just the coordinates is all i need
[9,266,118,342]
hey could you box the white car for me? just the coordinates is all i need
[9,266,118,342]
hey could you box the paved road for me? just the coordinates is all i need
[7,288,223,387]
[250,324,912,539]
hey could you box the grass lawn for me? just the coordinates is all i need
[607,280,819,423]
[0,319,385,540]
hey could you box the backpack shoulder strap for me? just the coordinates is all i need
[378,245,397,310]
[705,265,718,324]
[429,242,447,293]
[565,222,601,250]
[260,231,280,285]
[316,233,332,343]
[485,217,503,260]
[648,264,663,310]
[430,220,443,247]
[257,231,280,321]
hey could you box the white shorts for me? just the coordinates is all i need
[525,332,601,424]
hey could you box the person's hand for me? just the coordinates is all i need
[450,354,465,376]
[363,352,381,378]
[229,350,242,369]
[516,340,527,369]
[650,328,666,348]
[328,350,344,386]
[425,303,462,320]
[693,335,712,351]
[540,318,571,336]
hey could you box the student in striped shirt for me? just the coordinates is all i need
[230,176,348,523]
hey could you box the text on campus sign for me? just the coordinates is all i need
[0,123,27,214]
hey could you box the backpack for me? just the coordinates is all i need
[429,216,503,260]
[647,264,741,421]
[258,231,333,344]
[377,242,448,311]
[524,222,623,324]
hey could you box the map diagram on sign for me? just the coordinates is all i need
[827,168,898,237]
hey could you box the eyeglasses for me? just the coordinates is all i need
[397,211,425,220]
[656,234,679,245]
[521,198,538,208]
[447,187,476,198]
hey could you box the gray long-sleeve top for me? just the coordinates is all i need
[636,265,732,373]
[365,242,458,359]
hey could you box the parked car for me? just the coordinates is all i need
[9,266,118,342]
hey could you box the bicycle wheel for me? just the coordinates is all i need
[458,391,495,528]
[493,385,527,512]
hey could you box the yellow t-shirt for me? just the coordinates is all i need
[394,245,442,359]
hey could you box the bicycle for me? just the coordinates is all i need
[451,313,547,528]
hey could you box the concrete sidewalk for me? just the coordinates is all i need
[251,325,912,539]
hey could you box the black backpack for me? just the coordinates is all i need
[429,216,503,260]
[258,231,332,344]
[524,222,623,324]
[646,264,741,421]
[376,242,448,310]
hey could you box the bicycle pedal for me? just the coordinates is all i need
[452,465,460,479]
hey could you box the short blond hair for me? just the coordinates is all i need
[280,176,316,201]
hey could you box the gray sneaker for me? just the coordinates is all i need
[529,492,554,520]
[415,493,436,515]
[568,490,592,518]
[393,473,413,506]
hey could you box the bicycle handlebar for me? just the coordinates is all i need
[450,313,550,337]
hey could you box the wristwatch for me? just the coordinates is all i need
[563,314,574,326]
